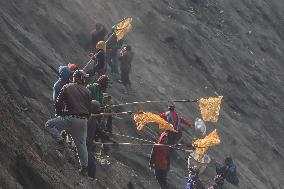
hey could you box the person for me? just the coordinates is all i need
[45,70,91,176]
[118,45,134,90]
[215,157,239,187]
[106,30,119,74]
[87,75,109,105]
[160,104,192,145]
[91,41,106,80]
[150,131,170,189]
[52,66,71,102]
[90,23,107,51]
[185,166,205,189]
[86,75,112,154]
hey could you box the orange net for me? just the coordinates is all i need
[134,112,176,132]
[193,129,221,159]
[198,96,223,122]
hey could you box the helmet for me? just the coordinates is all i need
[73,70,89,82]
[96,41,105,50]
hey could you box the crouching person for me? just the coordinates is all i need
[45,70,91,176]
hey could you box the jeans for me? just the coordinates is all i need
[45,116,88,167]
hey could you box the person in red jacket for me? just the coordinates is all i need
[160,104,192,145]
[150,131,170,189]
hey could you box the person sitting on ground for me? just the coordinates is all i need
[52,66,71,102]
[150,131,170,189]
[90,23,107,51]
[45,70,91,176]
[118,44,134,90]
[185,166,205,189]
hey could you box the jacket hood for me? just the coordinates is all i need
[58,66,71,80]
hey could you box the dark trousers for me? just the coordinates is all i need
[155,169,168,189]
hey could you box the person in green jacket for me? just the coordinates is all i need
[86,75,112,154]
[87,75,109,104]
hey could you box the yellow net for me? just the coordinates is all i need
[198,96,223,122]
[193,129,221,159]
[113,17,132,41]
[134,112,176,132]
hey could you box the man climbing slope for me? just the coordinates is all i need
[46,70,91,176]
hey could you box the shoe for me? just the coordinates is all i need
[79,166,88,177]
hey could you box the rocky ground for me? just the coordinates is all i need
[0,0,283,188]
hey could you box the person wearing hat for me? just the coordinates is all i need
[160,104,192,161]
[45,70,91,176]
[86,75,113,154]
[53,66,72,102]
[90,41,106,80]
[87,75,109,105]
[160,104,192,145]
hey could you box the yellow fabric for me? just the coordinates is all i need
[134,112,176,132]
[198,96,223,122]
[113,17,132,41]
[96,41,105,50]
[193,129,221,159]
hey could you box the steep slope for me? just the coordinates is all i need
[0,0,283,189]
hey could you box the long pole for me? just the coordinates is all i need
[110,99,198,108]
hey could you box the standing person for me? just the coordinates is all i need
[150,131,170,189]
[118,45,134,90]
[160,104,192,145]
[52,66,71,102]
[45,70,91,176]
[90,41,106,81]
[90,23,107,52]
[160,104,192,160]
[106,31,119,74]
[86,75,112,153]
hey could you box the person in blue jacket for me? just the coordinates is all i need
[52,66,71,102]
